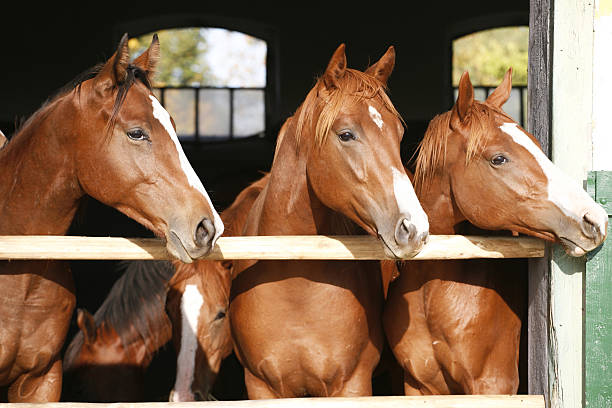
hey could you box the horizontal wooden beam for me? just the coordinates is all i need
[5,395,545,408]
[0,235,545,261]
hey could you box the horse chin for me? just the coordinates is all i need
[558,237,588,257]
[378,234,422,259]
[167,231,195,263]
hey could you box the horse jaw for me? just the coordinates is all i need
[499,122,608,256]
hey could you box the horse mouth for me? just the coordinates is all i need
[559,237,588,257]
[168,230,195,263]
[378,234,404,259]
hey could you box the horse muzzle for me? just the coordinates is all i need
[558,206,608,257]
[379,214,429,259]
[167,216,224,263]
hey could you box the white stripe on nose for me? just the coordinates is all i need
[499,122,596,222]
[171,284,204,402]
[150,95,224,242]
[392,167,429,234]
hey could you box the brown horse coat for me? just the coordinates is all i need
[383,69,607,395]
[0,34,222,402]
[229,45,429,399]
[167,174,269,401]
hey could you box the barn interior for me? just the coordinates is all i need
[0,1,530,401]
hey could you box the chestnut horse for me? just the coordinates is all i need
[167,173,269,402]
[383,69,608,395]
[63,174,269,402]
[229,44,429,399]
[63,261,175,402]
[0,34,223,402]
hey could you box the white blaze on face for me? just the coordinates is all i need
[368,105,384,130]
[150,95,224,241]
[171,284,204,402]
[500,122,605,235]
[391,167,429,234]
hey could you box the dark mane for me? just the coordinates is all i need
[13,62,152,140]
[65,260,174,365]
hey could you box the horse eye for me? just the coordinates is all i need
[491,154,508,166]
[337,131,356,142]
[127,129,149,141]
[214,310,226,321]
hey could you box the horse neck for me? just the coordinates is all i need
[256,124,342,236]
[0,97,83,235]
[414,167,465,235]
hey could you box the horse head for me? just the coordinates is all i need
[415,69,607,256]
[167,259,233,401]
[295,44,429,258]
[73,34,223,262]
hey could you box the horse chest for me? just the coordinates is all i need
[0,261,75,384]
[231,261,382,395]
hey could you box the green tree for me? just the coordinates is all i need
[129,28,215,87]
[453,26,528,86]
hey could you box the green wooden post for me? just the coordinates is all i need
[585,171,612,407]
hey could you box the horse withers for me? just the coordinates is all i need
[383,69,607,395]
[229,45,429,399]
[0,34,222,402]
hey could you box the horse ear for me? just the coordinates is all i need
[451,71,474,127]
[486,67,513,108]
[77,308,97,345]
[323,44,347,89]
[365,46,395,87]
[96,33,130,89]
[132,33,161,81]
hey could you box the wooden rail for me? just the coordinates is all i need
[4,395,545,407]
[0,235,544,260]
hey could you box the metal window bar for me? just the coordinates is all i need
[154,85,266,141]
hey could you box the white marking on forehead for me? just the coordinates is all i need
[171,284,204,402]
[368,105,384,130]
[392,167,429,234]
[499,123,595,219]
[150,95,224,241]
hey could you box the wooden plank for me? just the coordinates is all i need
[585,171,612,408]
[527,0,552,401]
[592,1,612,171]
[528,0,552,157]
[550,1,595,407]
[2,395,545,408]
[0,235,544,261]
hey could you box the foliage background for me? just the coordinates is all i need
[453,26,528,86]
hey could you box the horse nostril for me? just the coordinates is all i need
[395,218,417,245]
[419,231,430,245]
[582,211,604,240]
[195,217,215,248]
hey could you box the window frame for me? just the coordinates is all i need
[449,23,529,127]
[443,12,529,109]
[114,14,280,144]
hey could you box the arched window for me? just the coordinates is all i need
[452,26,528,126]
[129,27,269,142]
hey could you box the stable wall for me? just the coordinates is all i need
[0,2,528,135]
